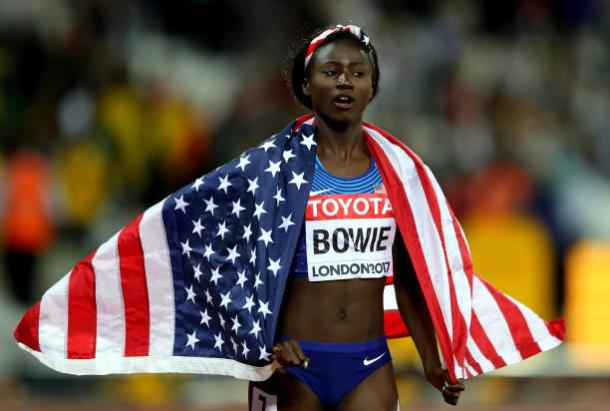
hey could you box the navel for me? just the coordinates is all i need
[337,308,348,321]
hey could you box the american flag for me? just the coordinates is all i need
[14,115,565,382]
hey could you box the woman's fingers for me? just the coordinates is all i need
[271,340,309,368]
[441,380,465,405]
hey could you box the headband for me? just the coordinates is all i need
[304,24,371,70]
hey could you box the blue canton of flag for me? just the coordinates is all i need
[163,122,317,366]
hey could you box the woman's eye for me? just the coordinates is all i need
[353,72,364,77]
[324,70,336,76]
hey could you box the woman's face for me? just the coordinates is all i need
[303,39,374,125]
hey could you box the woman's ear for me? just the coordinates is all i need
[302,79,310,96]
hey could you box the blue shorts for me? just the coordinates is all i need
[282,336,392,408]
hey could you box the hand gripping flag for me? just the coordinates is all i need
[14,115,565,382]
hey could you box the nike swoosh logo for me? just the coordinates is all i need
[310,188,331,196]
[363,352,385,366]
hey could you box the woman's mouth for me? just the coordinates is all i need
[334,95,354,109]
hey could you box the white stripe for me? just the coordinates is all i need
[466,334,495,373]
[94,233,125,356]
[366,127,453,340]
[383,284,398,310]
[39,273,70,357]
[140,200,175,356]
[425,167,472,335]
[17,342,274,380]
[471,276,521,364]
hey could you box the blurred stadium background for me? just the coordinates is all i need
[0,0,609,410]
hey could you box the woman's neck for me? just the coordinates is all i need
[314,114,368,162]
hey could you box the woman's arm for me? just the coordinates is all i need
[392,230,464,405]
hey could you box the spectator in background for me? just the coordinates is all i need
[1,148,55,305]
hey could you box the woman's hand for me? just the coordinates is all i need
[425,367,465,406]
[272,340,309,368]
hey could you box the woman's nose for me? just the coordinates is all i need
[337,73,352,87]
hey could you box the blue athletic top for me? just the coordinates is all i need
[290,156,385,278]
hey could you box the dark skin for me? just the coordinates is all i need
[250,39,464,410]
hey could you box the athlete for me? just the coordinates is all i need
[249,25,464,410]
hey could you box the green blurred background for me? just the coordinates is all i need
[0,0,609,409]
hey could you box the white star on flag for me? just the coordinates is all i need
[192,218,204,237]
[253,201,267,219]
[181,239,193,258]
[185,331,199,350]
[185,285,197,303]
[203,244,215,261]
[242,224,252,241]
[250,320,261,339]
[218,313,226,329]
[300,133,316,150]
[225,245,241,264]
[289,171,307,190]
[204,289,213,304]
[204,196,218,215]
[260,139,276,152]
[242,295,256,313]
[231,315,241,333]
[268,257,281,276]
[283,149,296,163]
[236,154,251,172]
[174,195,189,213]
[236,270,248,288]
[231,336,239,353]
[247,177,259,194]
[200,309,211,327]
[210,267,222,285]
[279,214,295,232]
[254,273,264,289]
[258,228,273,247]
[218,175,232,193]
[258,346,271,361]
[217,221,229,239]
[258,300,272,319]
[264,160,282,178]
[219,291,232,309]
[242,341,250,357]
[273,188,285,206]
[193,263,203,282]
[213,332,225,351]
[191,177,204,192]
[231,199,245,217]
[249,249,257,265]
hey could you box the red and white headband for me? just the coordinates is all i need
[304,25,371,70]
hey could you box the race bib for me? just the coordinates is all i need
[305,193,396,282]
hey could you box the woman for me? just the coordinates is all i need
[249,25,464,411]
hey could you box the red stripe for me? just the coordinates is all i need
[13,301,41,352]
[67,253,97,359]
[481,278,541,359]
[383,310,409,338]
[292,114,315,133]
[464,348,483,376]
[364,124,472,355]
[118,215,150,356]
[470,312,506,369]
[365,134,458,381]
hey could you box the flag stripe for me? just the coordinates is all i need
[13,301,41,352]
[470,310,507,369]
[365,130,456,379]
[67,254,97,359]
[94,233,125,356]
[464,349,483,376]
[472,276,522,364]
[39,273,70,357]
[140,201,176,356]
[481,278,540,359]
[118,215,150,356]
[506,294,561,351]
